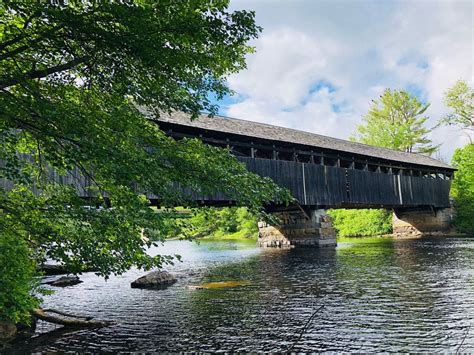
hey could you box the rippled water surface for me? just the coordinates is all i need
[9,236,474,353]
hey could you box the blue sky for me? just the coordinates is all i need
[214,0,473,161]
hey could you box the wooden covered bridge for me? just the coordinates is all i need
[156,112,453,208]
[153,112,455,247]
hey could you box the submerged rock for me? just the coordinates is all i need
[47,276,83,287]
[187,280,251,290]
[131,271,177,289]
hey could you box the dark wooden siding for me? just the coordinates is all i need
[1,156,451,208]
[237,157,451,208]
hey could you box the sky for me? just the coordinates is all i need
[215,0,473,161]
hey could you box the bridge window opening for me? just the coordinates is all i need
[277,151,294,161]
[392,168,400,175]
[380,166,389,174]
[367,164,378,172]
[354,161,365,170]
[231,146,252,157]
[298,154,312,163]
[340,159,352,168]
[255,148,273,160]
[325,157,338,167]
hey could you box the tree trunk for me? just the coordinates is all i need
[32,309,112,328]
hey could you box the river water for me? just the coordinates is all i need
[8,236,474,353]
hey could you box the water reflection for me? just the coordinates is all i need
[7,237,474,353]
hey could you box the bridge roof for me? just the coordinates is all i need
[153,111,453,170]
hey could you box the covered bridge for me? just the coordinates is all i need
[155,111,454,210]
[154,112,455,247]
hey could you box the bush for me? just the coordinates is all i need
[328,209,392,237]
[165,207,258,240]
[0,233,40,324]
[451,144,474,233]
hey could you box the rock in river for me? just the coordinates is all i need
[131,271,177,289]
[47,276,83,287]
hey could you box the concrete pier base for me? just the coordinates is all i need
[393,207,454,237]
[257,209,337,248]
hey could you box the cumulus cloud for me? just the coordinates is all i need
[223,0,473,161]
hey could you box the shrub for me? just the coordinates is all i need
[451,144,474,233]
[0,233,40,324]
[328,209,392,237]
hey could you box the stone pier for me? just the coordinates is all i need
[393,207,454,236]
[257,209,337,248]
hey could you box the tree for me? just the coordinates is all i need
[436,81,474,233]
[352,89,438,154]
[450,144,474,233]
[0,2,292,325]
[440,80,473,131]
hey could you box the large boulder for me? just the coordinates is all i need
[47,276,83,287]
[131,271,177,289]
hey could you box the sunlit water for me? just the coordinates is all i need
[8,236,474,353]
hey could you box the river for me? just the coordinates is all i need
[8,236,474,352]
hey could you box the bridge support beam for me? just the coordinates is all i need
[392,207,454,237]
[257,209,337,248]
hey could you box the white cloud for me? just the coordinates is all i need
[224,0,473,161]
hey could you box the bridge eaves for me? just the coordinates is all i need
[148,110,453,171]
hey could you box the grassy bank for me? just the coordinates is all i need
[162,207,259,241]
[329,209,392,238]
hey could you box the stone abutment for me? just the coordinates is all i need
[257,209,337,248]
[393,207,454,236]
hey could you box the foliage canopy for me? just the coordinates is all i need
[440,80,473,131]
[450,144,474,233]
[0,1,292,322]
[328,209,392,238]
[165,207,258,240]
[352,89,438,154]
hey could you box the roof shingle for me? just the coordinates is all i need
[149,110,453,170]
